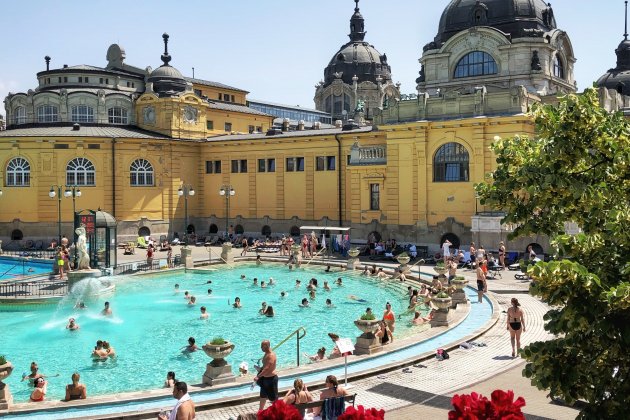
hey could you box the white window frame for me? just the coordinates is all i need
[66,157,96,186]
[71,105,94,123]
[14,106,27,125]
[37,105,58,122]
[6,157,31,187]
[108,107,128,124]
[130,159,154,186]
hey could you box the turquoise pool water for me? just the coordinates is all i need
[0,264,421,403]
[2,286,492,420]
[0,257,53,280]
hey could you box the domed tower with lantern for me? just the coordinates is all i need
[314,0,400,122]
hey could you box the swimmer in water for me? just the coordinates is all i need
[174,284,180,294]
[92,341,108,359]
[233,297,242,308]
[182,337,198,352]
[261,281,267,288]
[200,306,209,319]
[207,289,212,295]
[240,274,246,280]
[103,341,116,358]
[101,301,112,316]
[280,291,287,298]
[295,279,301,288]
[74,301,86,309]
[300,298,310,308]
[253,278,258,286]
[268,277,275,286]
[259,302,268,315]
[326,299,335,308]
[323,281,331,291]
[66,317,80,330]
[309,290,316,300]
[336,278,343,286]
[188,296,196,305]
[348,295,367,303]
[184,291,191,301]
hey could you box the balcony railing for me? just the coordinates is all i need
[349,142,387,165]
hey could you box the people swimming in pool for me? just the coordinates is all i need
[261,281,267,288]
[184,291,191,301]
[200,306,209,319]
[101,301,112,316]
[263,305,275,317]
[336,278,343,286]
[66,317,79,330]
[188,296,196,306]
[326,299,335,308]
[182,337,198,352]
[174,284,180,294]
[300,298,310,307]
[207,289,212,295]
[348,295,367,303]
[295,279,301,288]
[280,291,287,298]
[323,281,331,291]
[233,297,242,308]
[268,277,275,286]
[309,290,316,300]
[240,274,246,280]
[253,278,258,286]
[259,302,268,315]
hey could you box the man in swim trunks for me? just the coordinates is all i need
[101,301,112,316]
[255,339,278,411]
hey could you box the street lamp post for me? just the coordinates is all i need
[178,184,195,245]
[219,185,235,239]
[65,186,82,267]
[49,185,64,246]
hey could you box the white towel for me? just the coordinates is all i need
[169,393,191,420]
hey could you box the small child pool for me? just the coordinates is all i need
[0,263,424,402]
[0,257,53,281]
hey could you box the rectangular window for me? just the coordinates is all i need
[37,105,59,122]
[88,144,100,149]
[267,158,275,172]
[231,160,247,173]
[64,77,68,82]
[240,160,248,173]
[256,126,262,133]
[207,120,214,130]
[231,95,235,102]
[54,144,69,149]
[71,105,94,123]
[206,161,213,174]
[78,77,83,83]
[316,156,326,171]
[58,77,62,83]
[85,77,89,83]
[347,155,351,165]
[286,157,295,172]
[99,77,104,84]
[296,157,305,171]
[258,159,266,172]
[218,93,223,100]
[224,122,232,132]
[327,156,336,170]
[370,184,380,210]
[248,125,255,134]
[214,161,221,173]
[231,160,239,173]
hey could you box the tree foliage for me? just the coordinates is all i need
[475,88,630,418]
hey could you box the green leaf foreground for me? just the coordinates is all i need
[476,87,630,418]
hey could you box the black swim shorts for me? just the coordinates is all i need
[257,375,278,401]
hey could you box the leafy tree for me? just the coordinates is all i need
[475,88,630,418]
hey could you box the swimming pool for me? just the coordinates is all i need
[0,257,53,281]
[0,264,422,403]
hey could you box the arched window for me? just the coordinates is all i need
[235,224,244,235]
[66,157,95,186]
[108,107,128,124]
[6,157,31,186]
[440,233,461,251]
[11,229,23,240]
[290,226,300,236]
[553,55,564,79]
[209,224,218,234]
[138,227,151,237]
[37,105,58,122]
[130,159,154,186]
[454,51,497,78]
[14,106,27,125]
[433,143,469,182]
[71,105,94,123]
[262,225,272,237]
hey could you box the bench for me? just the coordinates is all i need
[294,393,357,419]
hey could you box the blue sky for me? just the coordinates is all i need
[0,0,625,117]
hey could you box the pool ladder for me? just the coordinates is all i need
[256,326,307,367]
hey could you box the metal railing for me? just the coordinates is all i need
[0,249,57,259]
[0,278,68,299]
[255,326,307,367]
[111,258,182,276]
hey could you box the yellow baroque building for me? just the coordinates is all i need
[6,0,614,254]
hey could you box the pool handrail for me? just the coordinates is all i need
[303,247,328,266]
[255,326,307,367]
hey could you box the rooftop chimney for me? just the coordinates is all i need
[72,123,80,131]
[282,118,290,132]
[45,56,51,71]
[297,120,305,131]
[313,121,321,130]
[63,64,68,69]
[335,120,343,128]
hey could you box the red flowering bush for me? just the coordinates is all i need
[338,405,385,420]
[257,400,301,420]
[448,390,526,420]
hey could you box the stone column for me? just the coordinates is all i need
[181,247,193,269]
[221,243,233,264]
[430,308,452,328]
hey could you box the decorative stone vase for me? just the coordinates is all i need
[347,247,361,270]
[432,296,452,310]
[451,277,469,307]
[433,265,448,276]
[202,341,236,386]
[451,277,468,290]
[181,246,193,268]
[0,361,14,410]
[396,254,411,265]
[353,319,382,355]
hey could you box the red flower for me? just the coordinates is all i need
[449,390,526,420]
[338,405,386,420]
[257,400,301,420]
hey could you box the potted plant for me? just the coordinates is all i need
[396,252,410,265]
[0,354,13,383]
[451,275,468,290]
[434,261,447,276]
[354,312,380,337]
[202,337,235,367]
[433,291,452,310]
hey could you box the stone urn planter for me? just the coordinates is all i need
[354,318,382,355]
[430,295,453,328]
[0,359,14,410]
[451,277,469,307]
[220,242,233,264]
[433,265,448,276]
[396,253,411,273]
[432,296,453,310]
[347,247,361,270]
[202,340,236,386]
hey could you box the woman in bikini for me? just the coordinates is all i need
[498,241,506,269]
[375,320,394,344]
[65,372,87,401]
[30,377,47,402]
[476,262,487,303]
[382,302,396,333]
[283,378,313,406]
[507,298,526,357]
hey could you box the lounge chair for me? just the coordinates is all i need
[137,237,148,249]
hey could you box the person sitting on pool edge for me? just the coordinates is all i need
[412,309,435,325]
[327,333,342,359]
[307,347,327,362]
[64,372,87,401]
